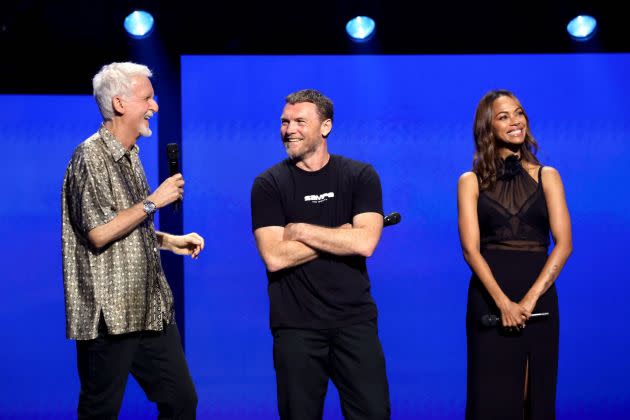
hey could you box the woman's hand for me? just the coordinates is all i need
[498,298,531,329]
[519,294,538,316]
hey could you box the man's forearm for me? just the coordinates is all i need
[263,240,319,272]
[156,231,171,251]
[292,223,378,257]
[88,202,147,249]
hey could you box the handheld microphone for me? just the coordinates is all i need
[383,212,401,227]
[481,312,550,327]
[166,143,180,212]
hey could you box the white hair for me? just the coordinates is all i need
[92,62,153,120]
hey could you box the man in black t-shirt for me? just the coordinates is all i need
[251,89,390,420]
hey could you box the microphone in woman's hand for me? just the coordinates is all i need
[481,312,550,327]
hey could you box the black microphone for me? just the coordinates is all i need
[166,143,180,212]
[383,212,401,227]
[481,312,550,327]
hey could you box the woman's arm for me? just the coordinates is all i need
[458,172,531,327]
[519,167,573,313]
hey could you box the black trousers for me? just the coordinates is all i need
[273,319,391,420]
[76,320,197,419]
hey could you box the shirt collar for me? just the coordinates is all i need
[99,124,140,162]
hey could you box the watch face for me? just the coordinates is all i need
[144,200,156,214]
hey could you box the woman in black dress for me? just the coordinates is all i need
[457,90,572,419]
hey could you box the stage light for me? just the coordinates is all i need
[124,10,154,39]
[346,16,376,42]
[567,15,597,41]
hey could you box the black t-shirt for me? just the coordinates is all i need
[251,154,383,329]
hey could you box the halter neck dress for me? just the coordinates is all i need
[466,156,559,419]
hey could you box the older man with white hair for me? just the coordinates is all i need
[62,62,202,418]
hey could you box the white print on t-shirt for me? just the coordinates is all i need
[304,192,335,204]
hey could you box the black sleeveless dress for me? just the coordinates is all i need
[466,156,559,420]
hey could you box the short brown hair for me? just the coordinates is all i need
[285,89,334,122]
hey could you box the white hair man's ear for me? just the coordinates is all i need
[112,96,125,115]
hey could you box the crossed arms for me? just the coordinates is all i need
[253,212,383,272]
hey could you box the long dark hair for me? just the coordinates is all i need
[472,89,540,190]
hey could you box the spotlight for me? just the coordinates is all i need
[124,10,154,39]
[567,15,597,41]
[346,16,376,42]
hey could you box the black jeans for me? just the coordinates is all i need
[273,319,391,420]
[76,320,197,419]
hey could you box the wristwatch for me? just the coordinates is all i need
[143,200,157,216]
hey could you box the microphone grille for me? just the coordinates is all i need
[480,314,498,327]
[384,212,401,227]
[166,143,179,160]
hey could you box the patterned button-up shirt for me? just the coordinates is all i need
[62,126,174,340]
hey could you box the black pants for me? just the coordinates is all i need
[76,320,197,419]
[273,319,391,420]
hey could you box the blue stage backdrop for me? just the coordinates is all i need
[182,54,630,419]
[1,54,629,419]
[0,95,159,418]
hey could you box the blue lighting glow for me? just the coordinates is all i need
[567,15,597,41]
[124,10,155,39]
[346,16,376,42]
